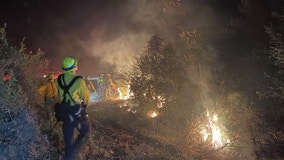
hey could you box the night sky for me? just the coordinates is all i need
[0,0,281,76]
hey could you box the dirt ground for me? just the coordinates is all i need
[0,100,182,160]
[82,100,184,160]
[1,101,282,160]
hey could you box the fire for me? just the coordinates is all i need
[201,129,208,141]
[152,95,165,108]
[211,123,222,148]
[200,110,229,149]
[147,111,158,118]
[118,85,133,100]
[151,111,157,118]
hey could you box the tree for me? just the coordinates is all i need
[253,7,284,158]
[130,34,187,113]
[258,21,284,102]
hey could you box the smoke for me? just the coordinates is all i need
[5,0,239,76]
[44,0,226,75]
[46,0,166,76]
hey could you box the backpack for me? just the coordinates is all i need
[54,74,82,123]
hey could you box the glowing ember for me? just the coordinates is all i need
[156,96,165,108]
[147,110,159,118]
[151,111,157,118]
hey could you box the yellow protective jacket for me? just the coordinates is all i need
[56,72,90,106]
[38,80,58,98]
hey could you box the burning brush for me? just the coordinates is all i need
[200,110,230,149]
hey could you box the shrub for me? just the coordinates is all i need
[0,25,57,159]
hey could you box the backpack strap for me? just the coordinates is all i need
[58,74,82,104]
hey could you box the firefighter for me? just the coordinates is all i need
[38,72,59,133]
[96,74,104,101]
[85,76,96,93]
[56,56,90,160]
[38,72,59,106]
[104,74,117,100]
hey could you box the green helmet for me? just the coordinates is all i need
[62,56,78,71]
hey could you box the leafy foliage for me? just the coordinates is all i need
[0,25,56,159]
[130,34,188,112]
[257,24,284,102]
[252,8,284,159]
[0,25,24,118]
[0,25,49,110]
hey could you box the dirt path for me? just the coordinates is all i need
[84,101,184,160]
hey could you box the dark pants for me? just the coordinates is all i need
[63,116,90,160]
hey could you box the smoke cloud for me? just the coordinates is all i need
[43,0,231,76]
[1,0,241,76]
